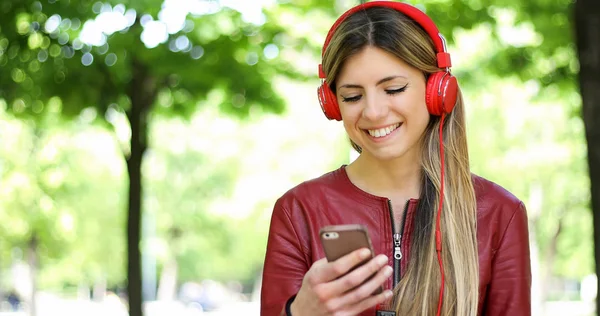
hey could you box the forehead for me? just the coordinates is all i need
[336,46,418,84]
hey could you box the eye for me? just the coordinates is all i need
[386,84,408,95]
[341,95,361,103]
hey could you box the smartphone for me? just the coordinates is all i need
[319,224,383,294]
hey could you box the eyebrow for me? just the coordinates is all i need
[338,75,408,89]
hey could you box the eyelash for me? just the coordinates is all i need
[341,85,408,103]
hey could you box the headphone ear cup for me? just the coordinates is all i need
[317,82,342,121]
[426,71,458,116]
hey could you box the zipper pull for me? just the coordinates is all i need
[393,233,402,260]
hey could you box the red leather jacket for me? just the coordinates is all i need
[261,166,531,316]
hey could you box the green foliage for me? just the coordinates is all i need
[0,109,127,290]
[0,0,338,300]
[416,0,576,87]
[0,0,289,121]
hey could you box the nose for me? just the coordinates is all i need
[362,91,388,121]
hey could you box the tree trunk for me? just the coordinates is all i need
[574,0,600,314]
[542,220,563,303]
[126,58,155,316]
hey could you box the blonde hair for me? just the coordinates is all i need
[322,7,479,315]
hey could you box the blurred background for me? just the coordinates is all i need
[0,0,597,315]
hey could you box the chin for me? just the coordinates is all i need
[364,147,408,161]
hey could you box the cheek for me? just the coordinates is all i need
[342,119,364,146]
[342,119,359,136]
[403,102,430,136]
[417,105,431,125]
[406,90,430,128]
[339,101,362,123]
[412,110,431,137]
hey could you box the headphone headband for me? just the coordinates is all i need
[319,1,452,78]
[317,0,459,120]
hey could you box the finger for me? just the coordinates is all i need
[311,248,372,284]
[305,257,330,285]
[344,289,394,316]
[326,264,392,310]
[323,254,388,296]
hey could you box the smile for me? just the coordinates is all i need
[365,123,401,138]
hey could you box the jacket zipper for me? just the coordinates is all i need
[388,199,411,288]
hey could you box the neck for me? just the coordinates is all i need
[346,151,422,201]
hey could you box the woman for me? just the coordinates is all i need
[261,2,531,316]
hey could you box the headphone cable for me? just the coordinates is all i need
[436,113,446,316]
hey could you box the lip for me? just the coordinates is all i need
[363,123,402,142]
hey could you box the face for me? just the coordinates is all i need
[335,46,430,162]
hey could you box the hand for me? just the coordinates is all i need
[290,248,393,316]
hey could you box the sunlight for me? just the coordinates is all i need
[79,0,275,49]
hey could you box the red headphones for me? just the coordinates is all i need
[318,2,456,315]
[317,1,458,120]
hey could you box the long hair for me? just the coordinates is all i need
[322,7,479,315]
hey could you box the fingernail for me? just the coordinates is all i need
[377,255,388,265]
[385,290,393,298]
[360,249,371,259]
[384,266,393,277]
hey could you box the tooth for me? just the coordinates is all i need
[386,127,392,134]
[375,130,381,137]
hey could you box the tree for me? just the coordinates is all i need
[0,1,299,315]
[574,0,600,313]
